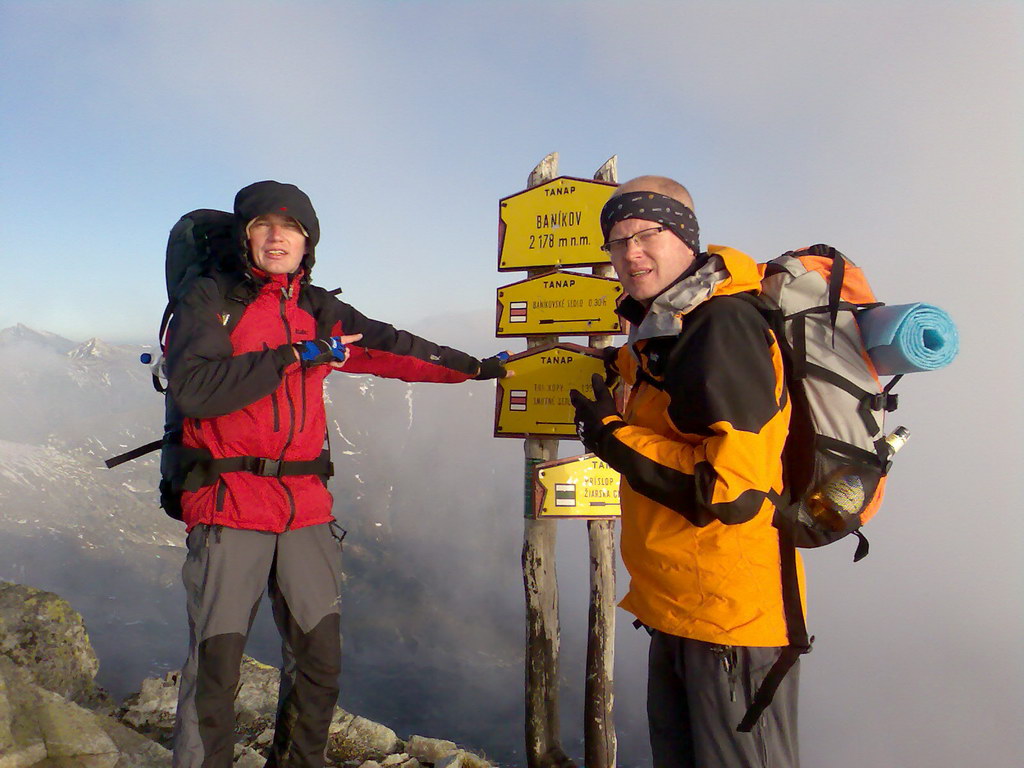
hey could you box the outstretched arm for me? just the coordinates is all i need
[310,287,503,383]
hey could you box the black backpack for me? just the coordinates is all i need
[105,210,251,519]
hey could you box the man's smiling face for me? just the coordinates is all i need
[608,217,696,304]
[247,213,307,275]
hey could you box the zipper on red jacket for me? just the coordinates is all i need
[300,365,309,432]
[278,283,300,530]
[262,342,281,431]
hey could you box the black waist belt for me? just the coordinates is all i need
[182,452,334,493]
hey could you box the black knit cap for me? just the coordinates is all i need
[234,180,321,278]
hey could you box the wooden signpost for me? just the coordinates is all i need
[495,153,621,768]
[582,156,620,768]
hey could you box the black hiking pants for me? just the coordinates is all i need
[172,523,345,768]
[647,630,800,768]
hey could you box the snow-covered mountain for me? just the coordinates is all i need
[0,324,551,762]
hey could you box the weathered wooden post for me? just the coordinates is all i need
[521,152,574,768]
[584,155,619,768]
[498,155,620,766]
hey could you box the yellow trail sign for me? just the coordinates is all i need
[498,176,617,272]
[494,342,606,439]
[496,270,624,337]
[533,453,621,519]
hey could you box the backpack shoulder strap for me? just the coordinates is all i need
[737,530,812,732]
[207,268,254,336]
[152,269,253,394]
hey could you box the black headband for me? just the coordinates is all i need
[600,191,700,256]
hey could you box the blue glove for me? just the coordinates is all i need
[294,337,349,367]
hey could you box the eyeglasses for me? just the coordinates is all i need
[600,226,667,256]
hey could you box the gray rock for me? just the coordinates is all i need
[0,656,170,768]
[326,708,400,763]
[405,735,458,764]
[234,656,282,724]
[0,580,492,768]
[119,655,280,746]
[95,716,171,768]
[119,670,180,739]
[0,657,83,765]
[380,756,423,768]
[24,689,118,759]
[0,581,105,707]
[233,743,266,768]
[254,727,275,747]
[0,742,47,768]
[435,750,493,768]
[0,665,13,753]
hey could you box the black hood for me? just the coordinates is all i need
[233,180,320,281]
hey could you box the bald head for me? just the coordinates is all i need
[612,175,694,211]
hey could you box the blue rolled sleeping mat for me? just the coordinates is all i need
[858,303,959,375]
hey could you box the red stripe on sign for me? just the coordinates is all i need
[510,390,528,411]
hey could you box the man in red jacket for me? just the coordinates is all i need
[167,180,505,768]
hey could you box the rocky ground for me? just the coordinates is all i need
[0,580,499,768]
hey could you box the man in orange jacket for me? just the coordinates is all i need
[571,176,801,767]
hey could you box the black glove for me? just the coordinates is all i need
[474,351,509,380]
[599,344,621,387]
[569,373,625,453]
[294,338,348,367]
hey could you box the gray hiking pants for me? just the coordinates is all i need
[647,630,800,768]
[172,523,345,768]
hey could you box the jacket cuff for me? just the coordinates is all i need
[275,344,299,368]
[593,419,627,462]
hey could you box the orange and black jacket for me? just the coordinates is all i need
[592,246,800,647]
[166,269,480,534]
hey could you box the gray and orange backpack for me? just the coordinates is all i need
[733,243,910,731]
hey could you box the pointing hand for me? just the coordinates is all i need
[293,334,363,367]
[474,350,512,380]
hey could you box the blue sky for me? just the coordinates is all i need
[2,1,1022,765]
[4,1,1019,348]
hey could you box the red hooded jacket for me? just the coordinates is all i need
[166,269,480,533]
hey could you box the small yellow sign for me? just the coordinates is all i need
[496,270,624,337]
[494,343,606,439]
[534,453,621,519]
[498,176,617,272]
